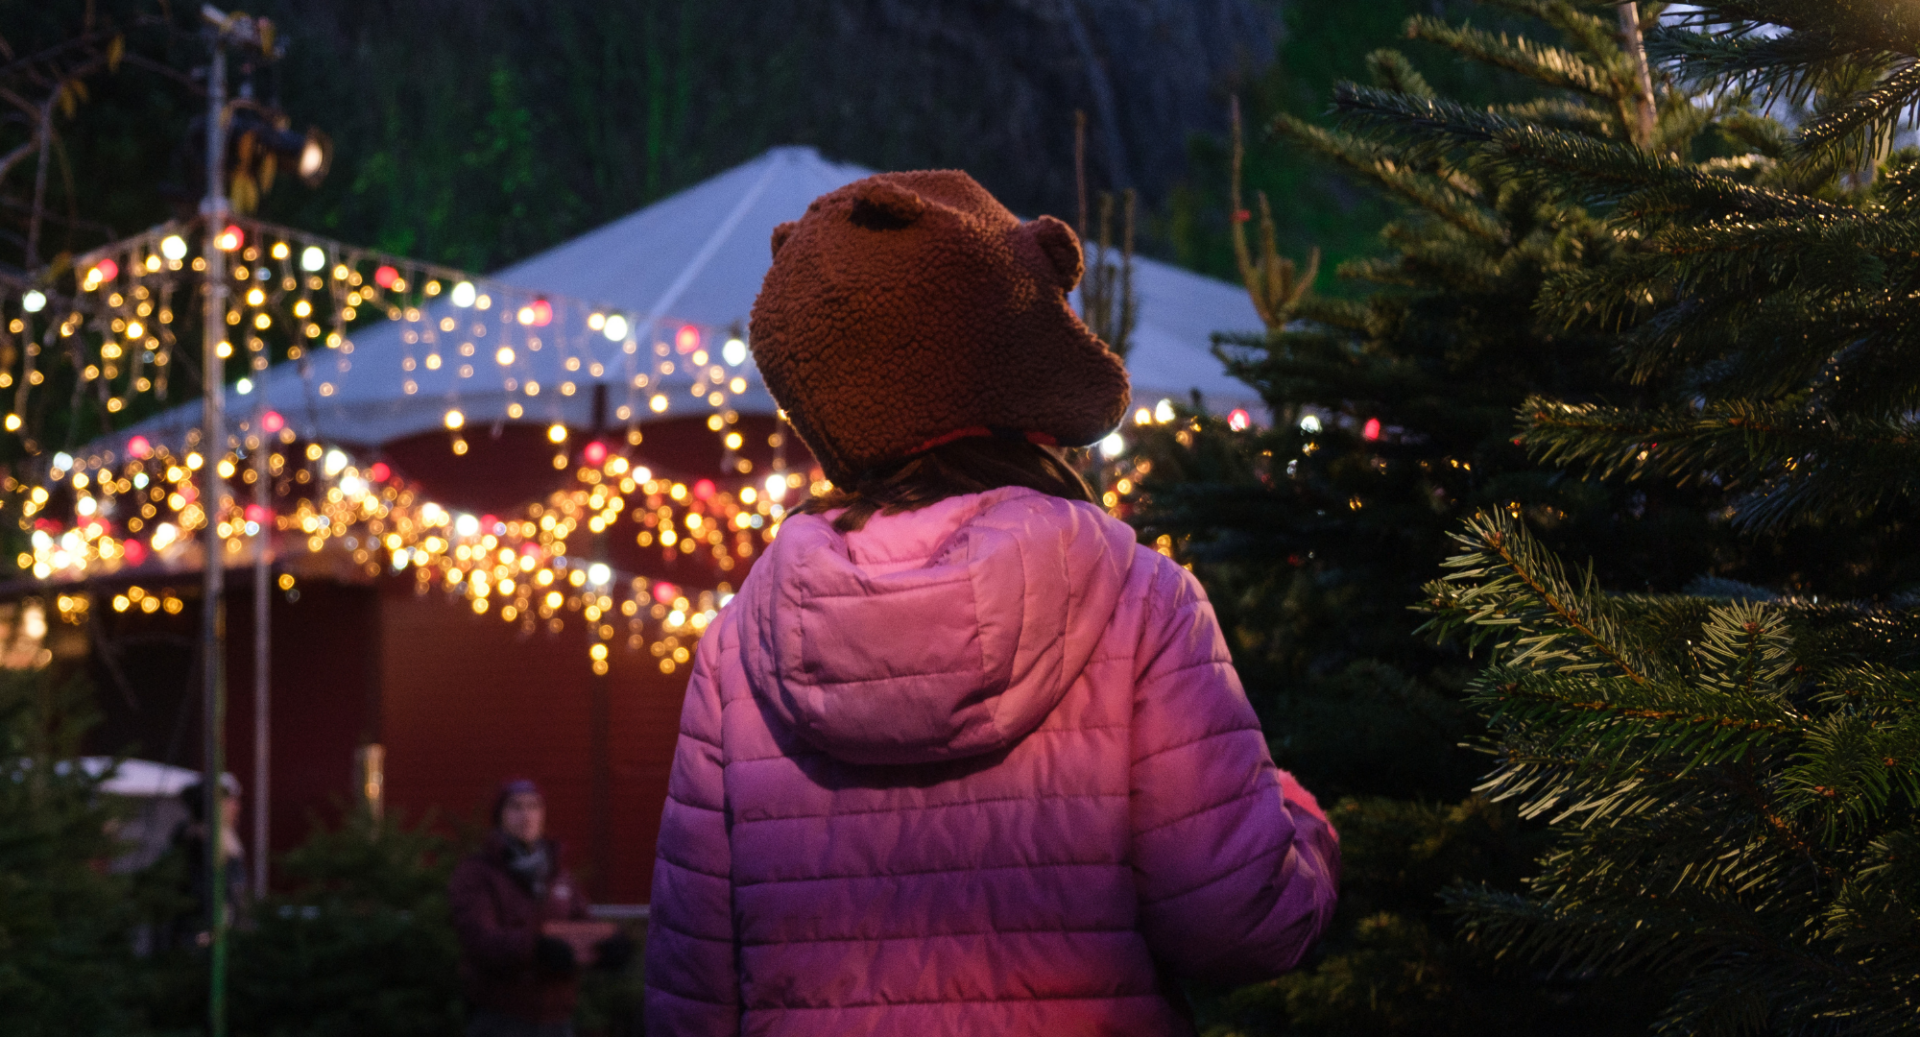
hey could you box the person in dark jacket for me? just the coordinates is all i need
[170,774,250,948]
[450,779,629,1037]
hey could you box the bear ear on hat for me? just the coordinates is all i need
[848,179,927,230]
[1024,215,1084,291]
[770,220,798,258]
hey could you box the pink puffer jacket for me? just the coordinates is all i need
[646,487,1339,1036]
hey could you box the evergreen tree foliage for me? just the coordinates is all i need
[1168,0,1535,290]
[225,806,464,1037]
[1330,6,1920,567]
[1321,3,1920,1031]
[0,668,145,1037]
[1122,2,1811,1032]
[1420,513,1919,1033]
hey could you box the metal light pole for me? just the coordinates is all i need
[199,18,231,1037]
[197,0,315,920]
[252,360,270,898]
[198,5,286,1032]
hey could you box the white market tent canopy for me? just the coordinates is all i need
[114,146,1264,452]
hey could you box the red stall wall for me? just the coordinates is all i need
[83,576,379,889]
[377,579,686,903]
[223,579,384,881]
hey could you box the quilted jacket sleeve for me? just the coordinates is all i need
[1129,556,1340,984]
[644,639,739,1034]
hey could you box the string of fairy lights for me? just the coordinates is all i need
[0,216,802,671]
[1,215,1213,672]
[34,216,770,442]
[16,424,822,674]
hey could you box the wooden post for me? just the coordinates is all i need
[1618,3,1657,148]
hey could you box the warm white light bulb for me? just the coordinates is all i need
[300,245,326,272]
[450,281,477,308]
[160,235,188,261]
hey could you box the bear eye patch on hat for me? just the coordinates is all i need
[749,170,1130,487]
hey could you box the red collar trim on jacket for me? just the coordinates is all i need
[911,426,1059,454]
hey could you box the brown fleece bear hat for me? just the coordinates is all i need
[748,170,1131,486]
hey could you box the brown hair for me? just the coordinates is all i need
[795,435,1096,533]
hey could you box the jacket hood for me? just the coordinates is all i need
[739,487,1137,765]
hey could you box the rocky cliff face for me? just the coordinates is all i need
[795,0,1280,213]
[267,0,1279,266]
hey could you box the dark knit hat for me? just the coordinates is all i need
[748,170,1131,485]
[491,777,541,825]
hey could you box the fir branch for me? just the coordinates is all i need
[1651,8,1920,169]
[1872,154,1920,210]
[1716,108,1793,159]
[1481,0,1625,67]
[1692,602,1796,703]
[1363,48,1434,99]
[1424,511,1658,684]
[1494,96,1616,135]
[1515,396,1920,529]
[1333,84,1849,221]
[1795,60,1920,165]
[1658,2,1920,61]
[1405,15,1626,103]
[1269,112,1509,243]
[1646,25,1870,105]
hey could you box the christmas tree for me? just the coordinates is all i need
[1331,2,1920,1030]
[1422,513,1919,1032]
[224,807,465,1037]
[0,669,147,1037]
[1121,2,1825,1032]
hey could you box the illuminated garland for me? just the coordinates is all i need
[3,214,1240,673]
[16,425,827,673]
[15,392,1205,672]
[0,215,767,462]
[0,215,800,671]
